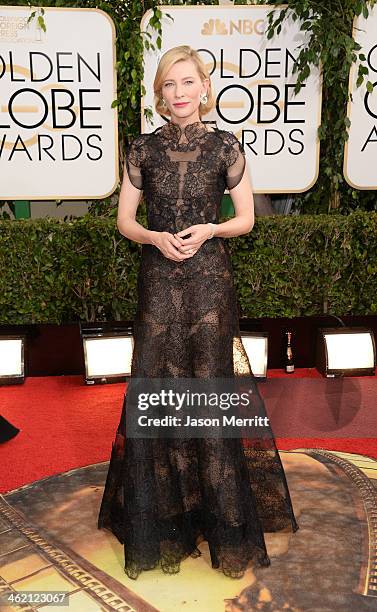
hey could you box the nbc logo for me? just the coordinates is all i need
[202,19,228,35]
[201,19,264,36]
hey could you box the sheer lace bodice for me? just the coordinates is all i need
[97,119,299,581]
[125,120,247,282]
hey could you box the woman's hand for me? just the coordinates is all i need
[173,224,213,255]
[151,231,197,262]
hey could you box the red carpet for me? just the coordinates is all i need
[1,370,376,494]
[0,375,123,494]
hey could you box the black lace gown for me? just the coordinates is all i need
[97,119,299,580]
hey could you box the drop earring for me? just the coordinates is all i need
[200,93,208,105]
[161,98,167,108]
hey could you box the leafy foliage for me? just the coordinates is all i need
[264,0,377,214]
[1,212,376,322]
[1,0,377,216]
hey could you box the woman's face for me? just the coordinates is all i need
[161,59,209,122]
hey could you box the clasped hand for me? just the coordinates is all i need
[153,224,212,262]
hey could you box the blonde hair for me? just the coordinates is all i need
[153,45,215,118]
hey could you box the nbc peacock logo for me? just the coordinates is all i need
[201,18,265,36]
[201,19,228,35]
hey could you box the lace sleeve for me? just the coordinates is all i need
[223,132,246,190]
[125,135,146,190]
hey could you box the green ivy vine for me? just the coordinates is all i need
[1,0,377,217]
[264,0,377,214]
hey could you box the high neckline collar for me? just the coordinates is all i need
[162,119,210,142]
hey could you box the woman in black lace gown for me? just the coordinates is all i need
[98,45,299,580]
